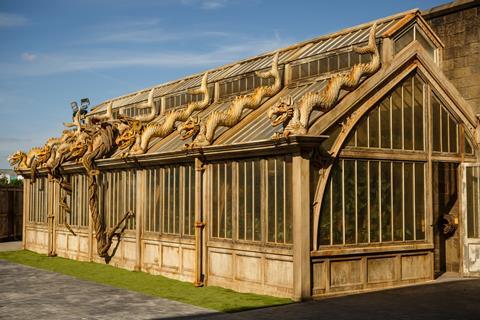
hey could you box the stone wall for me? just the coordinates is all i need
[424,0,480,113]
[0,186,23,241]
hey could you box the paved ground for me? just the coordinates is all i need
[1,241,480,320]
[0,260,216,320]
[0,241,21,252]
[189,278,480,320]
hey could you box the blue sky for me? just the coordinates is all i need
[0,0,447,168]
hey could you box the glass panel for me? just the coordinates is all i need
[253,159,262,241]
[415,27,435,59]
[309,60,318,77]
[394,27,414,54]
[404,163,414,240]
[349,51,360,66]
[370,161,380,242]
[245,161,253,240]
[381,162,392,242]
[319,58,328,73]
[391,87,403,149]
[328,55,338,72]
[415,163,425,240]
[393,162,404,241]
[357,161,368,243]
[357,116,368,147]
[432,96,441,152]
[403,77,413,150]
[344,160,356,244]
[238,162,245,240]
[277,160,285,243]
[413,76,424,151]
[467,167,479,238]
[332,161,343,244]
[319,178,331,246]
[449,116,458,153]
[211,165,218,238]
[380,98,391,149]
[226,163,232,238]
[369,107,379,148]
[285,158,293,244]
[339,52,349,70]
[465,135,474,155]
[267,158,276,242]
[441,108,449,153]
[300,63,308,79]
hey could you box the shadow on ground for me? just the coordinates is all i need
[161,278,480,320]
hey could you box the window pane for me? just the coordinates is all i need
[415,28,435,59]
[226,163,232,238]
[369,107,379,148]
[449,116,458,153]
[332,161,343,244]
[404,163,414,240]
[344,160,356,244]
[441,108,449,153]
[380,97,391,149]
[339,52,349,70]
[403,78,413,150]
[309,60,318,77]
[285,158,293,244]
[238,161,245,240]
[253,160,262,241]
[393,162,404,241]
[357,116,368,147]
[392,88,403,149]
[432,96,441,152]
[415,163,425,240]
[370,161,380,242]
[245,161,253,240]
[467,167,479,238]
[465,135,474,155]
[357,161,368,243]
[328,55,338,72]
[211,165,218,237]
[381,162,392,242]
[413,76,424,151]
[394,27,414,54]
[267,158,276,242]
[277,160,285,243]
[319,178,331,246]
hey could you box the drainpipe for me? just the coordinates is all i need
[194,157,206,287]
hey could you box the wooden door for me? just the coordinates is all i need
[461,164,480,276]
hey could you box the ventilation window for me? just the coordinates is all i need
[394,24,436,60]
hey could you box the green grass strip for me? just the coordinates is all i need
[0,250,292,312]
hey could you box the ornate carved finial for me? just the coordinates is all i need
[269,23,381,137]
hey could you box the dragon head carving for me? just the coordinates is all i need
[178,116,202,141]
[115,118,143,151]
[8,151,27,170]
[268,95,294,127]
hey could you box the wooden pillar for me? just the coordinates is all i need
[135,169,145,271]
[194,157,206,286]
[292,153,311,301]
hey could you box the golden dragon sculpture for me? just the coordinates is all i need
[129,72,210,154]
[114,89,159,156]
[268,23,381,137]
[179,53,281,148]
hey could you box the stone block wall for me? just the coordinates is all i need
[424,1,480,113]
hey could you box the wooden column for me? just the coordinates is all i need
[292,153,311,301]
[194,157,206,286]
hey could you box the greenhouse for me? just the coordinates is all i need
[10,8,480,301]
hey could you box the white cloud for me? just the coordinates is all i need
[0,34,289,77]
[0,12,29,28]
[21,52,37,62]
[180,0,228,10]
